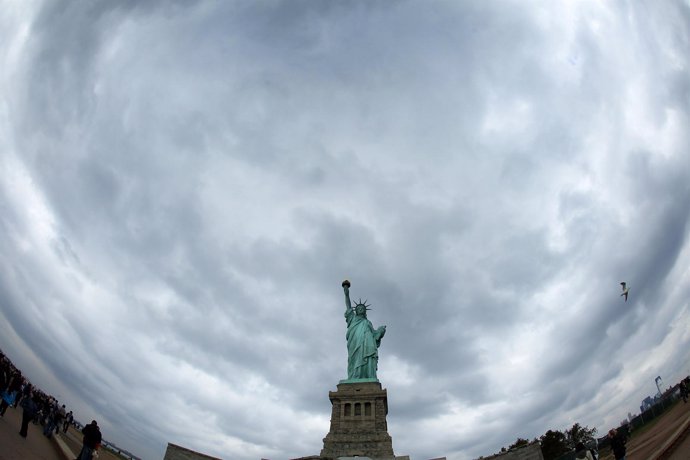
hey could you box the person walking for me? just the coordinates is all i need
[42,399,57,438]
[63,410,73,433]
[18,389,38,438]
[77,420,102,460]
[0,387,16,416]
[0,371,22,415]
[53,404,66,435]
[608,429,627,460]
[574,442,594,460]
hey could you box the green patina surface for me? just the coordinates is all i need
[338,377,379,384]
[341,280,386,381]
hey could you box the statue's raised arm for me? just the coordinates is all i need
[342,279,352,314]
[340,279,386,382]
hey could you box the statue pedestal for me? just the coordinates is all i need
[320,381,395,459]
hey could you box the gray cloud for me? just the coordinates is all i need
[1,1,690,459]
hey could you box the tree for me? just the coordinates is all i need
[565,423,597,449]
[540,429,569,460]
[509,438,530,449]
[497,436,533,454]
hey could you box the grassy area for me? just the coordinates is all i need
[629,399,681,439]
[595,398,685,460]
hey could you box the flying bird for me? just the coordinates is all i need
[620,282,630,301]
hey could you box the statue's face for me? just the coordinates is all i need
[355,304,366,316]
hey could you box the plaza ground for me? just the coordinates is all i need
[1,398,689,459]
[0,403,122,460]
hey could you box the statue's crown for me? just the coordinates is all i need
[354,298,372,311]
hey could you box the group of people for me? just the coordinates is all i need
[1,350,102,460]
[2,353,72,437]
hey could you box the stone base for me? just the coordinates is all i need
[334,457,410,460]
[292,453,411,460]
[163,442,222,460]
[320,381,395,459]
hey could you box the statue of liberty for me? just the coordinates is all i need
[341,280,386,381]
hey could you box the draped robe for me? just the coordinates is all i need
[345,309,386,379]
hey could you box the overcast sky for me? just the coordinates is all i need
[1,1,689,459]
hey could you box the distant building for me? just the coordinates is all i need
[640,396,655,412]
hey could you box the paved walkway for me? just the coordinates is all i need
[0,404,63,460]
